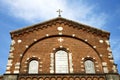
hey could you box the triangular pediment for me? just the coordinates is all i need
[10,17,110,38]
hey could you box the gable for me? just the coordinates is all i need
[10,17,110,39]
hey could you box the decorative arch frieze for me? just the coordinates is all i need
[11,17,110,39]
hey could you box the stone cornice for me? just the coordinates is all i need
[10,17,110,39]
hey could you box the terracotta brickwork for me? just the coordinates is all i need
[18,74,106,80]
[4,17,119,80]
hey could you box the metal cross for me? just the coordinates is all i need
[57,9,62,17]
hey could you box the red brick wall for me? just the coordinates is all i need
[6,18,114,74]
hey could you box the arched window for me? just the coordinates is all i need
[28,60,38,74]
[55,50,69,73]
[84,60,95,73]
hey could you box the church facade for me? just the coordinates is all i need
[3,17,120,80]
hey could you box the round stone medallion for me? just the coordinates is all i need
[57,27,63,31]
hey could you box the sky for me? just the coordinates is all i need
[0,0,120,75]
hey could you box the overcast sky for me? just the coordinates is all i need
[0,0,120,74]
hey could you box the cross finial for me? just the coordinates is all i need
[57,9,62,17]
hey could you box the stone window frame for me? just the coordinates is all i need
[53,47,71,74]
[27,57,40,74]
[83,57,96,73]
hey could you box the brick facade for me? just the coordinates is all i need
[3,17,119,80]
